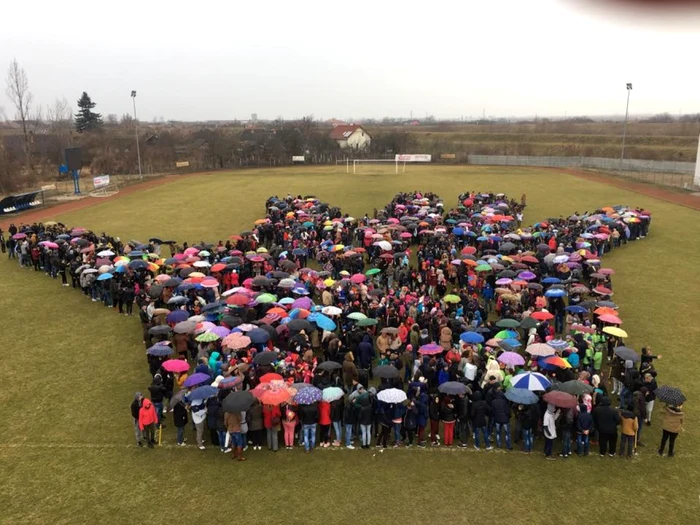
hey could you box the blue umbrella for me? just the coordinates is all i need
[97,273,113,281]
[501,338,522,348]
[188,385,218,402]
[114,265,126,273]
[511,372,551,391]
[166,310,189,324]
[542,277,561,284]
[460,331,484,344]
[129,250,145,257]
[146,344,173,357]
[177,283,198,292]
[129,260,147,270]
[505,388,539,405]
[536,357,558,371]
[452,227,464,236]
[565,305,588,314]
[547,339,569,350]
[294,386,323,404]
[310,313,336,331]
[248,328,270,344]
[545,288,566,298]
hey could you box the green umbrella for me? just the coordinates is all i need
[496,318,520,329]
[520,317,539,330]
[256,293,277,304]
[475,264,492,272]
[365,268,381,276]
[347,312,367,320]
[443,294,461,304]
[495,329,518,340]
[357,318,378,327]
[196,332,220,343]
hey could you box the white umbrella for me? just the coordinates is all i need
[373,240,392,251]
[525,343,556,357]
[193,260,211,268]
[322,306,342,316]
[97,250,115,257]
[377,388,407,404]
[511,372,551,391]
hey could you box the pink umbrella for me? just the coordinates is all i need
[195,321,216,334]
[497,351,525,366]
[386,218,400,224]
[200,277,219,288]
[399,232,412,239]
[40,241,59,249]
[418,343,443,355]
[222,333,252,349]
[162,359,190,373]
[598,314,622,324]
[183,247,200,256]
[350,274,366,284]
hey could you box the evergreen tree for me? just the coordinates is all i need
[74,91,102,133]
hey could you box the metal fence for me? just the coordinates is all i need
[466,155,695,174]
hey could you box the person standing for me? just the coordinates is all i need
[299,401,319,453]
[619,410,638,458]
[224,410,246,461]
[543,404,560,460]
[658,404,684,458]
[130,392,143,446]
[138,398,158,448]
[173,398,188,446]
[190,399,208,450]
[592,396,621,457]
[263,403,281,452]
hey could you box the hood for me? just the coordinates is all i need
[472,392,483,402]
[142,399,152,409]
[598,396,611,407]
[494,391,506,401]
[362,334,371,343]
[621,410,635,419]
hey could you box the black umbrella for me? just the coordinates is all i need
[654,386,685,406]
[253,276,272,287]
[148,325,173,336]
[279,260,297,272]
[272,271,290,279]
[149,238,163,244]
[180,267,196,278]
[438,381,469,395]
[520,317,538,330]
[287,319,313,333]
[499,242,516,253]
[253,351,279,366]
[498,270,517,278]
[222,391,256,413]
[164,278,181,288]
[317,361,342,371]
[221,314,242,328]
[556,380,594,396]
[257,324,277,340]
[527,283,543,291]
[373,365,399,379]
[167,296,188,305]
[148,284,164,299]
[614,346,640,363]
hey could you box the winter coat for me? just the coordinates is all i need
[661,406,684,434]
[318,401,332,426]
[440,400,456,422]
[263,404,282,429]
[247,403,264,431]
[491,391,511,424]
[470,392,490,428]
[543,407,559,439]
[173,401,188,427]
[330,399,344,422]
[404,404,418,430]
[576,405,593,434]
[632,391,647,420]
[138,399,157,430]
[130,397,141,420]
[620,411,638,436]
[298,403,319,425]
[356,395,374,425]
[224,411,242,433]
[428,397,442,421]
[357,336,375,368]
[592,397,621,434]
[416,393,429,427]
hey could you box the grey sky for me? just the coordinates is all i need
[2,0,699,121]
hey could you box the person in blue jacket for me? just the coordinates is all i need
[576,403,594,456]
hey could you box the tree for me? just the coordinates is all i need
[106,113,118,125]
[47,97,72,130]
[5,59,33,172]
[75,92,102,133]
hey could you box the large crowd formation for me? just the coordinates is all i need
[3,189,686,461]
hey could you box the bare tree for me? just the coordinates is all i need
[46,97,72,129]
[106,113,118,125]
[5,59,33,172]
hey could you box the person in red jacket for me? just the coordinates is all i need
[263,404,282,451]
[318,400,332,448]
[139,398,158,448]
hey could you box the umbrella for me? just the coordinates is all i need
[287,319,313,333]
[511,372,551,391]
[322,386,345,402]
[260,373,284,383]
[599,314,622,325]
[357,318,378,327]
[525,343,556,357]
[321,306,342,316]
[162,359,190,373]
[381,327,399,335]
[505,388,538,405]
[556,380,594,396]
[543,390,578,408]
[544,356,572,369]
[218,376,244,390]
[169,390,187,410]
[317,360,342,371]
[531,311,554,321]
[373,365,400,379]
[188,385,218,402]
[248,328,270,344]
[460,331,484,344]
[614,346,640,362]
[183,372,211,388]
[418,343,443,355]
[253,351,279,366]
[377,388,408,403]
[253,385,293,405]
[166,310,189,324]
[222,333,252,350]
[519,317,539,330]
[146,344,173,357]
[365,268,381,276]
[654,386,686,406]
[148,325,172,336]
[443,294,461,304]
[291,383,312,391]
[544,288,566,298]
[222,391,256,413]
[496,318,520,329]
[438,382,468,395]
[347,312,367,320]
[294,386,323,404]
[497,351,525,366]
[565,305,588,314]
[195,332,220,343]
[603,326,628,338]
[173,320,196,334]
[311,313,336,331]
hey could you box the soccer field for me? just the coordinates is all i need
[1,165,699,525]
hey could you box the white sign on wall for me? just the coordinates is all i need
[395,154,432,162]
[92,175,111,189]
[292,156,305,163]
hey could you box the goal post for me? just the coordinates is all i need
[350,159,401,174]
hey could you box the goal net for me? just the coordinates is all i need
[345,159,404,175]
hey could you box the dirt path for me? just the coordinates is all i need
[561,169,700,211]
[0,171,214,230]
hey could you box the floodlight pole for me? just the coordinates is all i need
[131,90,143,179]
[619,83,632,172]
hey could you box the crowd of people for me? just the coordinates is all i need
[5,189,686,461]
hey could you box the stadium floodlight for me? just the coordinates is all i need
[620,83,633,172]
[131,90,143,179]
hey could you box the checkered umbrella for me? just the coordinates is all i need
[654,386,686,406]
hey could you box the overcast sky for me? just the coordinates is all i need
[2,0,699,121]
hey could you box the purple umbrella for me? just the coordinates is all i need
[497,351,526,366]
[166,310,190,324]
[291,297,313,310]
[209,325,230,339]
[418,343,443,355]
[518,271,536,281]
[183,372,211,388]
[294,386,323,405]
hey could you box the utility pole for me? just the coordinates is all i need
[620,83,633,172]
[131,90,143,179]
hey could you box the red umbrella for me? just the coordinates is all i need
[461,246,477,255]
[593,285,613,295]
[521,255,539,264]
[260,373,283,383]
[571,324,595,334]
[211,263,226,272]
[226,294,250,306]
[252,384,293,405]
[531,311,554,321]
[543,390,578,408]
[418,343,443,355]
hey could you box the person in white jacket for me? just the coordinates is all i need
[543,403,560,460]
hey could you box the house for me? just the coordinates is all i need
[329,124,371,150]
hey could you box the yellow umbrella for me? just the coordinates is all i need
[324,278,336,287]
[254,219,268,225]
[256,247,268,253]
[603,326,628,338]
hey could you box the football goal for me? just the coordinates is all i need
[341,158,405,174]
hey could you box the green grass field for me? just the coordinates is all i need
[2,166,699,525]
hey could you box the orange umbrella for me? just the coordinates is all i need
[594,307,617,316]
[266,307,288,318]
[598,314,622,324]
[544,356,572,369]
[531,311,554,321]
[211,263,226,272]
